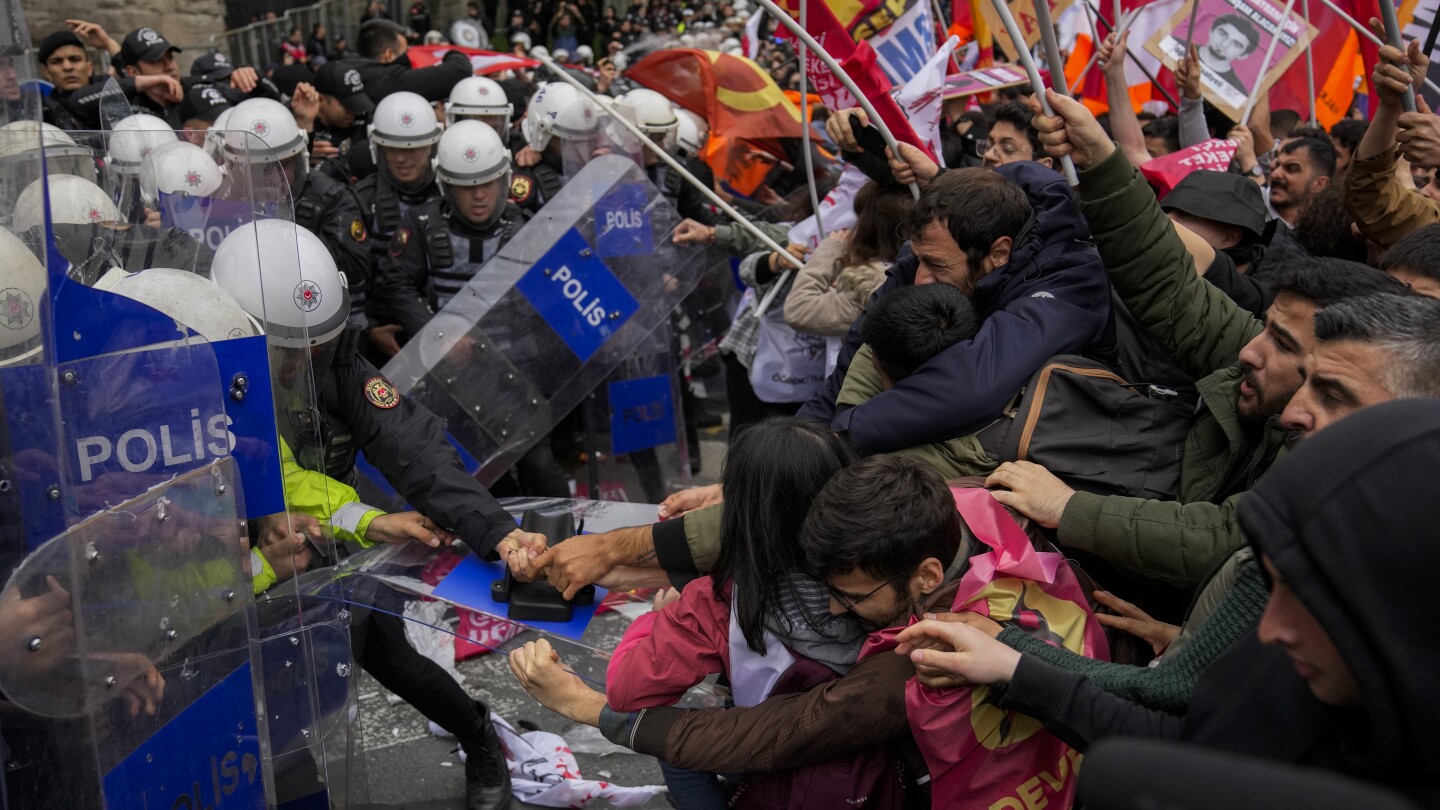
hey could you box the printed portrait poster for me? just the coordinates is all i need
[982,0,1077,55]
[1144,0,1319,120]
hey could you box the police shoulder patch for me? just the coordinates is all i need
[510,175,532,202]
[350,219,368,242]
[364,376,400,409]
[389,227,411,257]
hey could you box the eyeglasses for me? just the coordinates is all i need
[974,138,1030,159]
[827,573,907,613]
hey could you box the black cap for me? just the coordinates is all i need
[38,31,84,64]
[118,27,180,67]
[179,84,232,124]
[314,61,376,115]
[1161,170,1268,240]
[190,51,234,82]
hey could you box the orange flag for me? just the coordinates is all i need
[1316,30,1363,130]
[627,49,806,195]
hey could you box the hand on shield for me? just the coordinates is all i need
[657,482,722,519]
[531,530,630,598]
[499,527,550,581]
[508,638,606,724]
[1028,90,1115,172]
[0,576,76,681]
[894,618,1023,687]
[366,510,457,547]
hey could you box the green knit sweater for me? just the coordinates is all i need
[998,555,1268,713]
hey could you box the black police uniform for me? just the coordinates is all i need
[342,50,473,103]
[506,150,564,216]
[354,172,441,324]
[376,197,570,497]
[648,155,716,225]
[290,325,514,807]
[377,197,529,338]
[296,171,374,327]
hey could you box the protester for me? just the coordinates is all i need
[349,18,472,102]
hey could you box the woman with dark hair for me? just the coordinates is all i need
[514,416,900,808]
[783,181,913,343]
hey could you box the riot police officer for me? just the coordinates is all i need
[445,75,513,133]
[212,220,529,810]
[509,81,598,214]
[376,120,569,497]
[612,88,716,224]
[353,90,443,245]
[224,98,372,328]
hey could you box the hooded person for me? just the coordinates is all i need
[1238,398,1440,806]
[1161,170,1271,316]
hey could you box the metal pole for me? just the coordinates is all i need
[1091,7,1181,108]
[988,0,1080,184]
[533,53,806,271]
[1302,0,1317,124]
[798,0,825,239]
[1183,0,1200,53]
[1379,0,1417,112]
[753,0,922,200]
[1031,0,1068,97]
[1240,0,1297,126]
[1311,0,1440,95]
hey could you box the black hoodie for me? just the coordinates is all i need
[1240,399,1440,806]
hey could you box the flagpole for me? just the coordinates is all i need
[1090,7,1181,108]
[532,54,807,273]
[988,0,1080,185]
[1379,0,1417,112]
[1240,0,1297,126]
[1032,0,1070,100]
[799,0,826,240]
[1302,0,1317,124]
[930,0,967,74]
[1311,0,1440,95]
[752,0,923,200]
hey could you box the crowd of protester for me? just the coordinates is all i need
[12,3,1440,808]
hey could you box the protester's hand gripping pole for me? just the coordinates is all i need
[1239,0,1297,126]
[533,54,806,286]
[752,0,922,202]
[989,0,1081,186]
[1312,0,1440,96]
[1380,0,1418,113]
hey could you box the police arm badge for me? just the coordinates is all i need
[364,376,400,409]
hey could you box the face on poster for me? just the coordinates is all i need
[1145,0,1318,119]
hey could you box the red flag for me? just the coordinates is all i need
[775,0,935,160]
[406,45,538,75]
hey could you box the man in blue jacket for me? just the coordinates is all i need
[799,113,1118,456]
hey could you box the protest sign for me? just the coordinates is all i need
[944,64,1031,97]
[1144,0,1318,120]
[982,0,1077,56]
[1139,138,1240,198]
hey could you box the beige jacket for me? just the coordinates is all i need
[782,234,888,337]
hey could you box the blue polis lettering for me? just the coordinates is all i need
[74,409,235,482]
[516,228,640,362]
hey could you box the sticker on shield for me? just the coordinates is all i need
[594,182,653,257]
[608,374,676,455]
[514,228,639,362]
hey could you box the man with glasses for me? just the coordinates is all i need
[982,101,1054,171]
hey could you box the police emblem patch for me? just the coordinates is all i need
[389,227,411,256]
[399,112,415,128]
[350,219,368,242]
[184,170,202,188]
[0,288,34,330]
[510,175,532,202]
[251,119,271,138]
[462,145,480,162]
[365,376,400,409]
[293,280,322,312]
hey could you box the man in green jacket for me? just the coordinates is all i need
[982,90,1407,590]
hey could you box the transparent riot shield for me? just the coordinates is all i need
[0,123,360,808]
[381,154,730,498]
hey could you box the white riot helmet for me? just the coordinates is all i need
[511,31,532,51]
[450,18,487,48]
[140,141,225,209]
[529,45,549,61]
[13,174,121,234]
[446,76,514,131]
[108,114,179,177]
[610,52,628,71]
[575,45,594,65]
[93,268,262,343]
[0,122,99,204]
[617,88,679,137]
[0,225,48,367]
[675,108,709,156]
[434,120,511,226]
[211,220,350,348]
[553,48,570,64]
[223,98,308,163]
[205,107,233,162]
[521,82,599,153]
[368,90,443,185]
